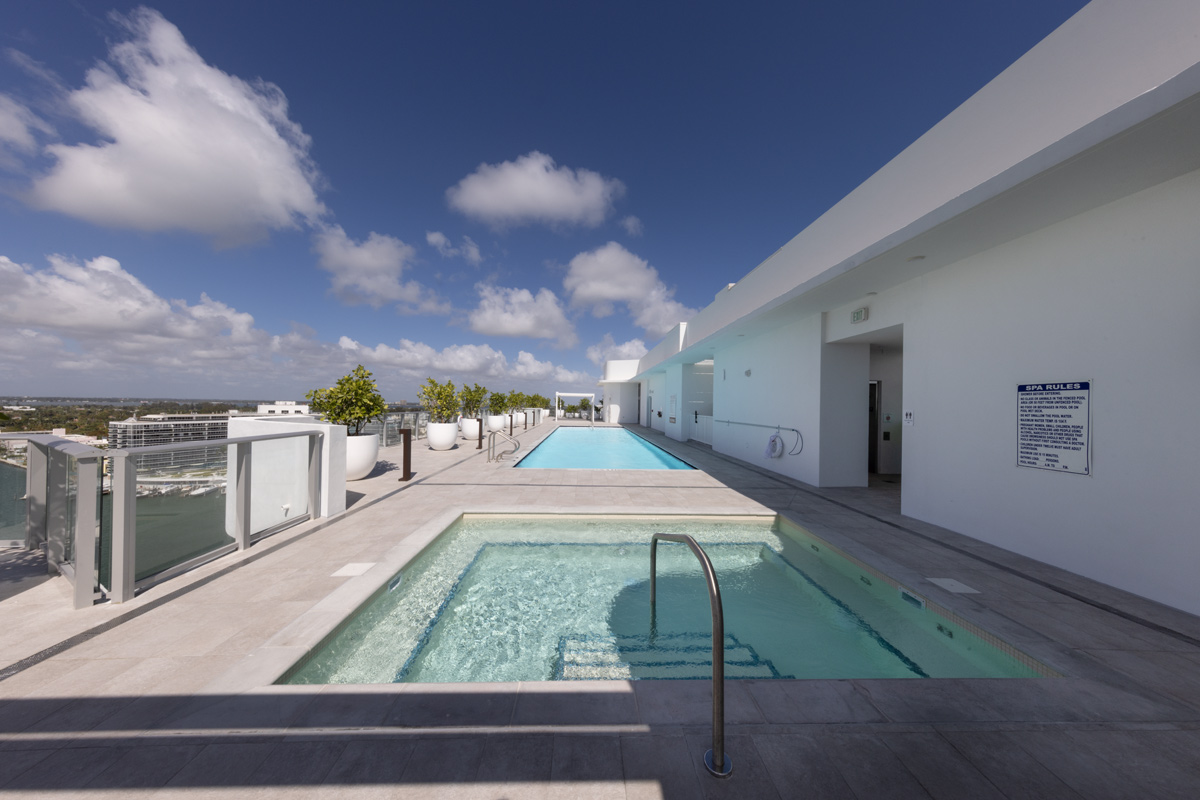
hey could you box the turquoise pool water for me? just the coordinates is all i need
[286,516,1049,684]
[517,427,693,469]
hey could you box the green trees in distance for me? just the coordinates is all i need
[306,365,387,435]
[458,383,488,419]
[578,397,591,412]
[487,391,509,416]
[417,377,460,424]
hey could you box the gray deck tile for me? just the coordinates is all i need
[682,732,780,799]
[879,731,1005,799]
[752,731,856,799]
[1017,728,1200,799]
[475,734,554,784]
[549,734,626,799]
[938,730,1084,799]
[289,685,403,730]
[2,744,132,791]
[384,683,516,728]
[633,679,763,725]
[163,740,278,788]
[0,746,56,787]
[817,732,933,799]
[1080,649,1200,710]
[245,739,346,787]
[621,733,705,800]
[743,678,886,724]
[85,742,205,788]
[852,679,1003,723]
[513,681,638,726]
[397,735,486,786]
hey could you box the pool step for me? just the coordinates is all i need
[555,632,786,680]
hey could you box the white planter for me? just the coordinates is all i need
[486,415,507,432]
[345,434,379,481]
[426,422,459,451]
[460,417,481,441]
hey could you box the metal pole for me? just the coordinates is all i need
[649,533,732,778]
[398,428,412,481]
[476,418,483,450]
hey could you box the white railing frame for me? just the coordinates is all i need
[4,429,325,609]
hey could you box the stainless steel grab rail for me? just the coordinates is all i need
[649,533,732,778]
[487,430,521,462]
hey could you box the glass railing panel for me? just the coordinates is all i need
[0,450,26,544]
[98,457,112,591]
[63,453,78,566]
[249,437,311,536]
[133,445,232,582]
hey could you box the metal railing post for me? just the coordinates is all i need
[72,453,100,609]
[398,428,413,481]
[476,418,483,450]
[234,442,252,550]
[109,452,137,602]
[649,533,732,778]
[308,433,323,516]
[45,446,68,573]
[24,440,48,554]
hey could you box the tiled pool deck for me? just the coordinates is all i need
[1,420,1198,798]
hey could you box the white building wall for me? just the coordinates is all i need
[602,382,640,424]
[819,337,869,487]
[712,314,824,485]
[824,167,1200,615]
[227,416,346,523]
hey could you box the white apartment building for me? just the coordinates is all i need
[108,414,230,472]
[603,0,1200,616]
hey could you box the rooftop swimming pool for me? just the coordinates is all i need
[516,427,693,470]
[284,515,1053,684]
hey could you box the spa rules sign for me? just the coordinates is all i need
[1017,382,1090,475]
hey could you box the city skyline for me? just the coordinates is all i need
[0,1,1087,401]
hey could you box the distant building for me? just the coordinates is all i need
[256,401,310,416]
[108,414,229,472]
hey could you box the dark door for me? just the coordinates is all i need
[868,381,880,473]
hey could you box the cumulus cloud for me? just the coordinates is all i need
[313,224,448,314]
[563,241,697,339]
[24,8,324,244]
[620,215,643,236]
[0,94,53,164]
[468,284,577,347]
[0,252,592,397]
[508,351,593,385]
[426,231,483,265]
[446,151,624,229]
[338,336,591,388]
[585,333,648,366]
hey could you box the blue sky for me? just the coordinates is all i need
[0,0,1088,402]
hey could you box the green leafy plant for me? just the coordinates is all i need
[457,383,488,419]
[578,397,591,412]
[417,378,460,424]
[507,391,528,413]
[305,365,387,436]
[487,391,509,416]
[527,393,549,409]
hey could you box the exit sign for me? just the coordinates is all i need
[851,307,869,324]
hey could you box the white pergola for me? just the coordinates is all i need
[554,391,596,423]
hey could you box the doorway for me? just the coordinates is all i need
[868,381,880,474]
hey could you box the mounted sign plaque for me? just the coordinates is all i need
[1017,382,1090,475]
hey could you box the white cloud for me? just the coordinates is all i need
[509,351,594,386]
[563,241,697,339]
[313,224,448,314]
[426,231,483,265]
[468,284,577,348]
[24,8,324,244]
[0,94,53,163]
[620,215,643,236]
[585,333,648,366]
[446,151,624,229]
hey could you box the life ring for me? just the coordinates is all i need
[765,433,785,459]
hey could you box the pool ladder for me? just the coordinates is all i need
[487,430,521,462]
[650,533,732,778]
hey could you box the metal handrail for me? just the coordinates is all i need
[649,533,732,778]
[487,430,521,462]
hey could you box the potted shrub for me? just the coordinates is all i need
[306,364,387,481]
[458,382,488,441]
[486,391,509,432]
[507,391,529,428]
[418,377,460,450]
